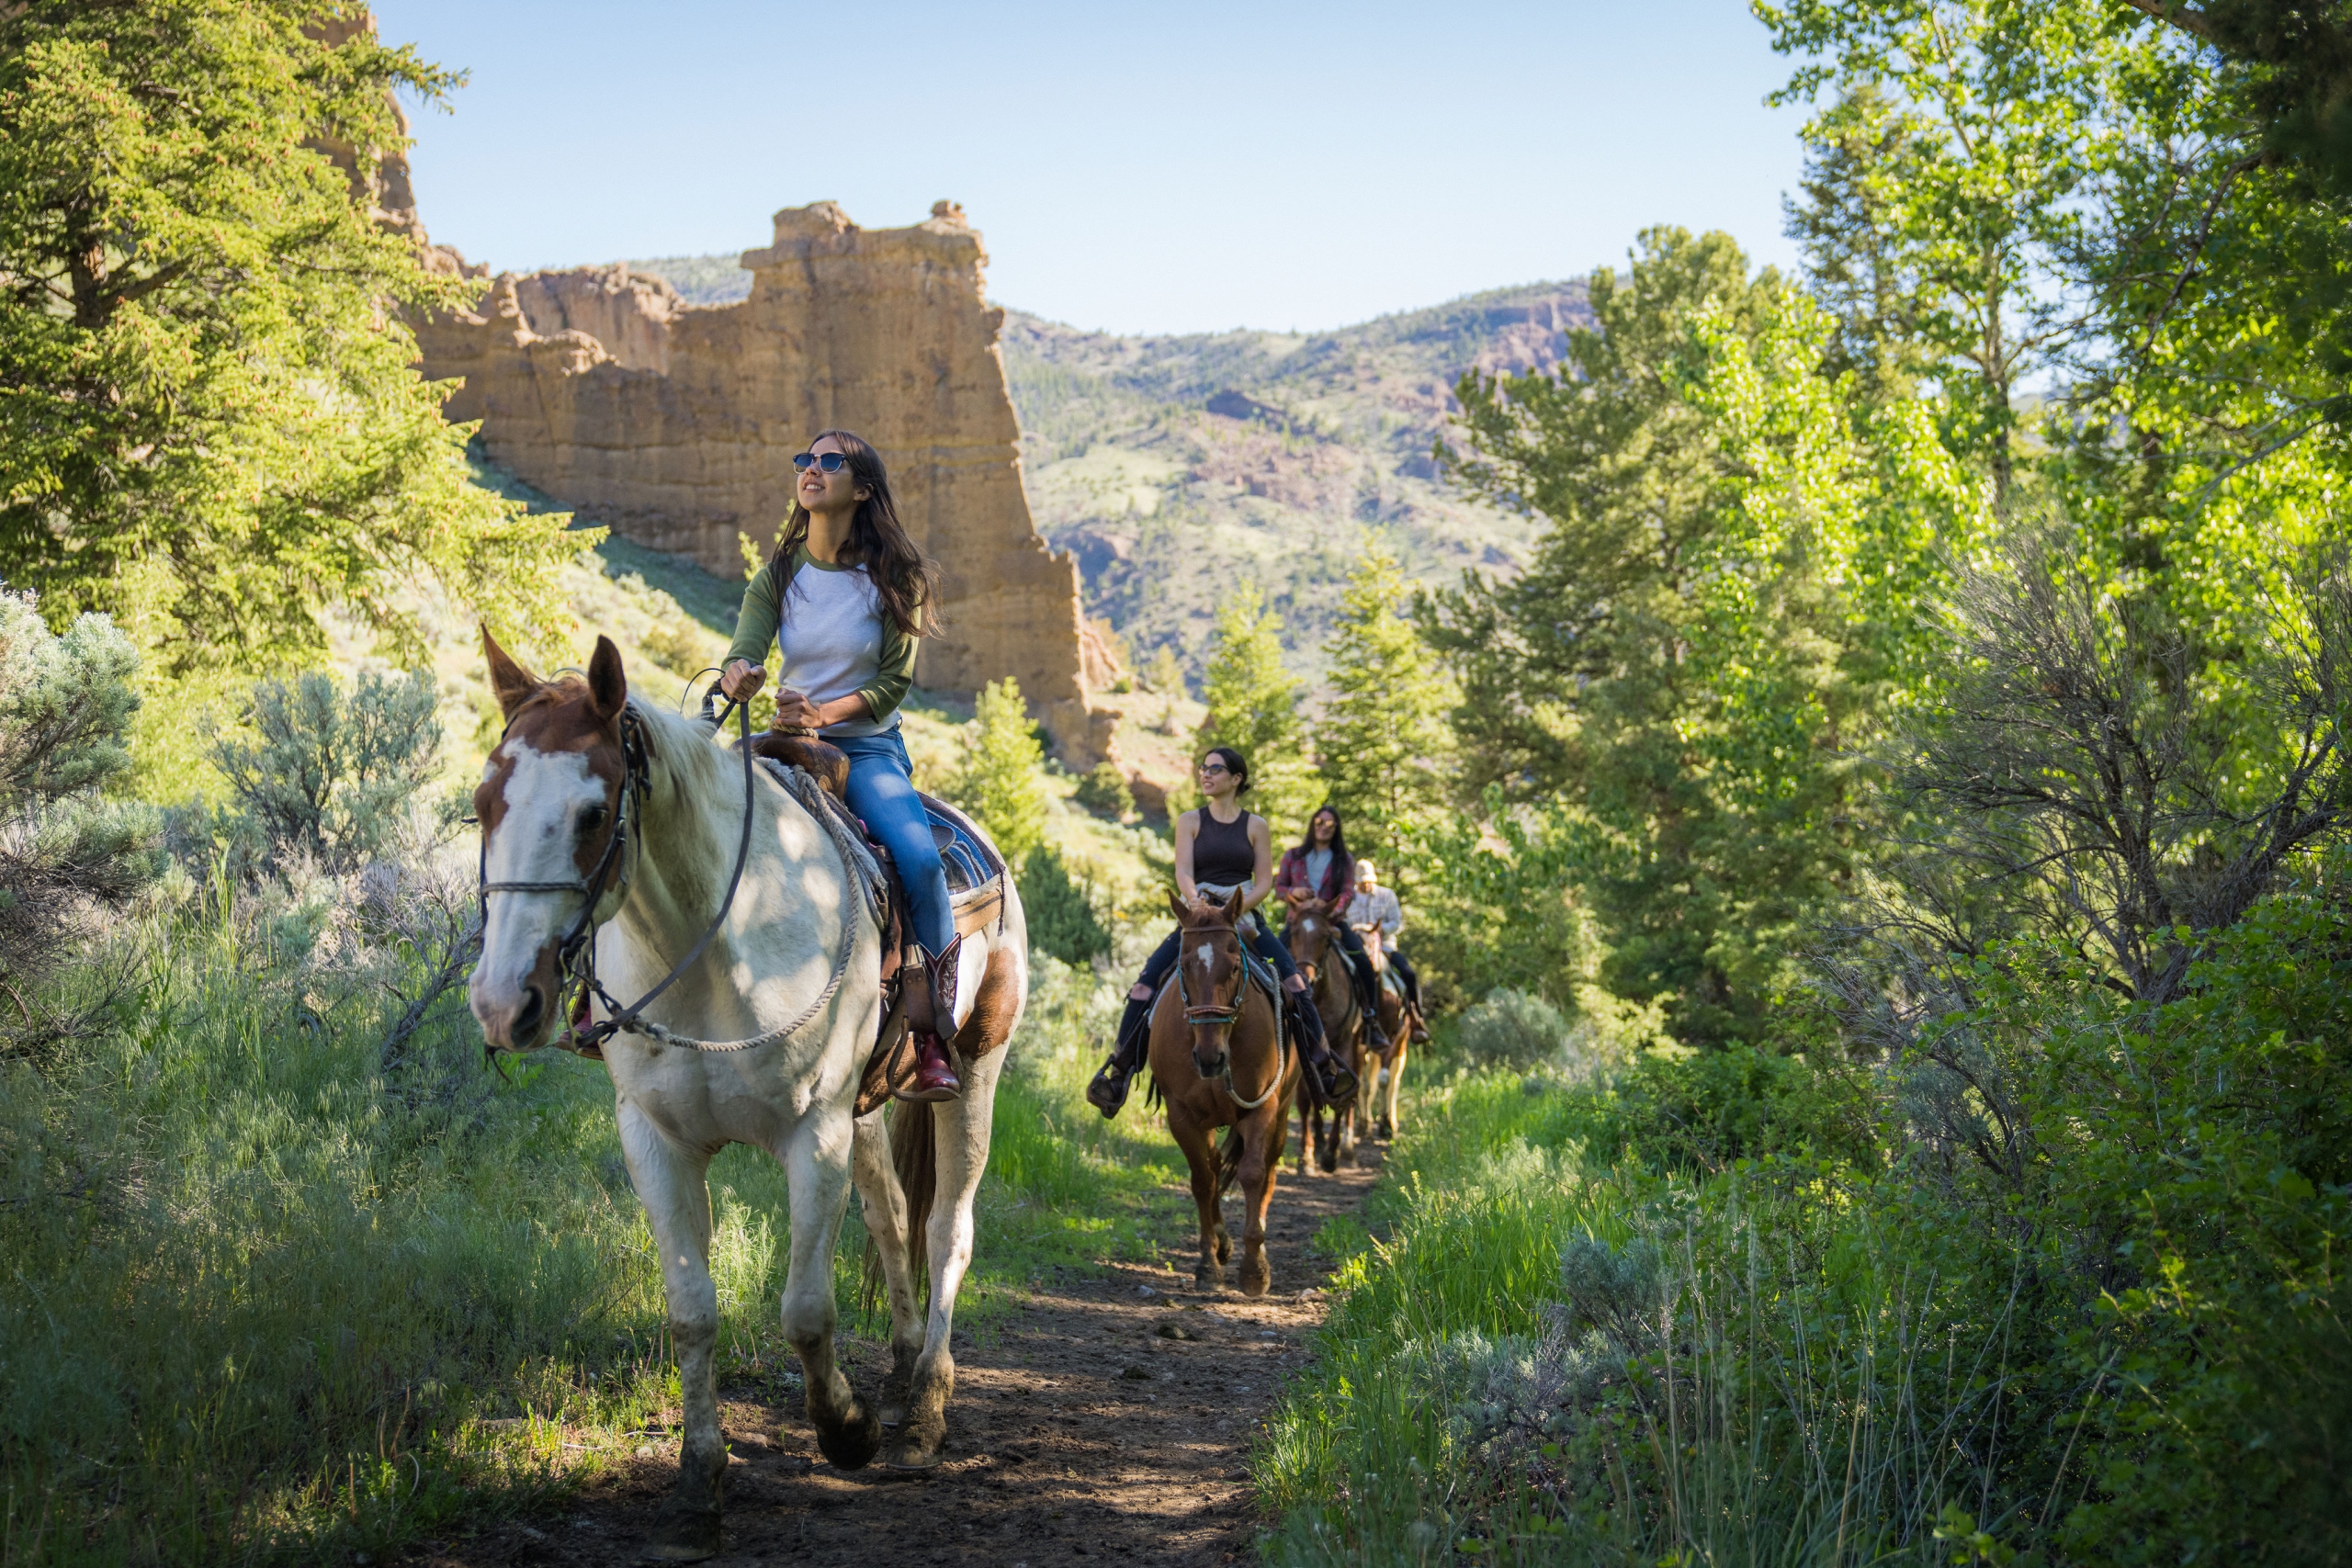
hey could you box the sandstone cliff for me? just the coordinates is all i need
[413,202,1108,763]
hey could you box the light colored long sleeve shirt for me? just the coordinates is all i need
[1347,886,1402,949]
[724,545,921,735]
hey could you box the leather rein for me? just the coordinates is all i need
[479,695,758,1056]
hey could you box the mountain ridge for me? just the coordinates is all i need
[619,254,1591,684]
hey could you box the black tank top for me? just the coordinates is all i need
[1192,807,1257,888]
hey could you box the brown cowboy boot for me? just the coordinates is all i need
[896,937,964,1102]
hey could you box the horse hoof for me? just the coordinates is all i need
[884,1427,946,1471]
[644,1506,721,1562]
[1239,1258,1272,1298]
[1377,1120,1395,1141]
[815,1397,882,1471]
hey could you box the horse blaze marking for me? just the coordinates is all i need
[1196,943,1212,969]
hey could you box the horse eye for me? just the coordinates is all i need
[578,803,607,836]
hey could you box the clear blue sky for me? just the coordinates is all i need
[376,0,1810,336]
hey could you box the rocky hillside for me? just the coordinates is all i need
[623,256,1589,685]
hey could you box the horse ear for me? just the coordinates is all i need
[1168,887,1192,924]
[587,636,628,723]
[1222,886,1245,920]
[481,626,540,720]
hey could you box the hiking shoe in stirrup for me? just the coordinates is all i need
[1310,1051,1359,1103]
[1086,1057,1134,1117]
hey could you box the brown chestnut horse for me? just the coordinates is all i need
[1145,888,1298,1295]
[1283,899,1366,1172]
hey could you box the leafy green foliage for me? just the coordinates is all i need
[949,678,1049,868]
[1313,547,1454,865]
[1072,760,1134,819]
[0,1,588,665]
[205,669,443,874]
[1430,228,1983,1043]
[0,589,162,998]
[1194,581,1314,834]
[1017,844,1112,967]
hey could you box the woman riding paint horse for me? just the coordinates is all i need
[718,429,962,1101]
[1086,747,1359,1116]
[1347,857,1428,1042]
[1276,805,1389,1050]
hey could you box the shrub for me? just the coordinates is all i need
[206,669,442,874]
[0,589,164,1007]
[1073,760,1134,818]
[1019,844,1112,967]
[1454,987,1572,1069]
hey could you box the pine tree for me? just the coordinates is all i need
[950,678,1047,867]
[1315,548,1455,871]
[0,2,585,663]
[1194,583,1312,837]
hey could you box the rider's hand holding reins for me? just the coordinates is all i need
[720,659,766,703]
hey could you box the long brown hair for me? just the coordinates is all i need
[772,429,941,638]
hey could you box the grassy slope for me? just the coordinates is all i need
[619,254,1589,690]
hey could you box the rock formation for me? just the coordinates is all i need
[412,201,1109,762]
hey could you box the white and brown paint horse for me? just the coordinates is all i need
[467,633,1027,1562]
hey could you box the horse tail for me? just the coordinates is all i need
[1217,1125,1245,1194]
[891,1099,940,1293]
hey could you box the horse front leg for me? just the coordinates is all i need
[1235,1102,1281,1298]
[1381,1035,1407,1141]
[617,1103,727,1562]
[781,1111,879,1471]
[848,1113,922,1429]
[1167,1101,1226,1290]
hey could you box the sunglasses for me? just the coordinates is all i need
[1198,761,1230,775]
[792,451,848,473]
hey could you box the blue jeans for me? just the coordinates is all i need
[832,729,954,953]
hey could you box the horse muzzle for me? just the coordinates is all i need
[469,940,566,1053]
[1188,1021,1232,1079]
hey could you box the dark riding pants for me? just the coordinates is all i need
[1386,948,1422,1010]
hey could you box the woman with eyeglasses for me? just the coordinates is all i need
[718,431,965,1100]
[1085,745,1359,1117]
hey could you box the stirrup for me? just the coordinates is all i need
[894,940,964,1102]
[899,1028,960,1102]
[1086,1056,1134,1117]
[1308,1047,1358,1103]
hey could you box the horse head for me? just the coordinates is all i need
[1285,897,1338,982]
[469,628,639,1052]
[1166,885,1248,1078]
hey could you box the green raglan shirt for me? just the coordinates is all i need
[724,545,921,726]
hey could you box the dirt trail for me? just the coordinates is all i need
[411,1139,1385,1568]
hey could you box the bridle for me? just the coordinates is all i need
[479,695,757,1055]
[1175,922,1247,1024]
[1171,921,1286,1110]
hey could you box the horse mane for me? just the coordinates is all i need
[627,696,743,807]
